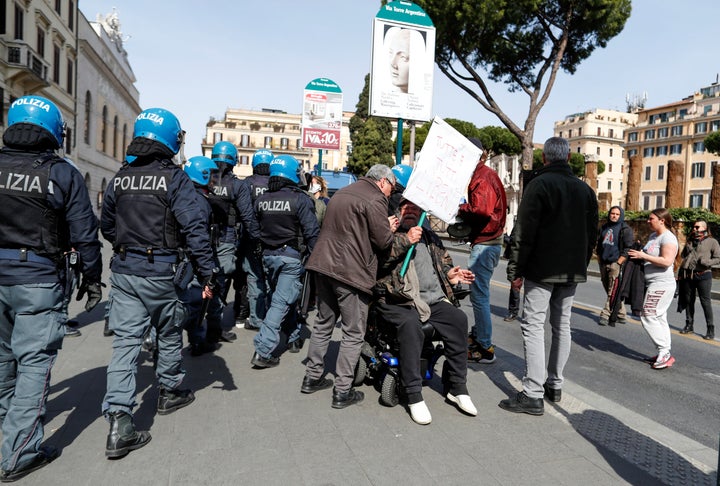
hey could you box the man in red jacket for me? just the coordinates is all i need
[457,138,507,364]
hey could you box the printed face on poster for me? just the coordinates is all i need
[402,117,481,224]
[369,19,435,121]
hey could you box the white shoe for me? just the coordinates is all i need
[446,393,477,416]
[408,401,432,425]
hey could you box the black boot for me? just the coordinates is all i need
[106,411,151,458]
[157,387,195,415]
[680,323,694,334]
[103,318,114,337]
[704,325,715,340]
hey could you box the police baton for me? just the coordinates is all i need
[197,267,220,330]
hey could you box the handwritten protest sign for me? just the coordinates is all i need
[402,116,480,223]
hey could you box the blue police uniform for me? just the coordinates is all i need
[0,148,101,473]
[239,172,270,329]
[101,157,215,416]
[206,168,260,342]
[252,184,319,362]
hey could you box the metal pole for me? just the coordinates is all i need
[396,118,404,165]
[318,149,323,173]
[409,121,416,166]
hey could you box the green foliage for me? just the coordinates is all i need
[401,120,520,159]
[569,153,586,177]
[597,160,605,175]
[414,0,632,166]
[348,74,394,175]
[705,131,720,155]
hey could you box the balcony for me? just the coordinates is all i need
[3,40,50,91]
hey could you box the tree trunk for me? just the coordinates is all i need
[666,160,684,209]
[625,154,642,211]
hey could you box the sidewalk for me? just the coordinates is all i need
[18,293,716,485]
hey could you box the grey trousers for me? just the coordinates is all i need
[304,275,370,392]
[520,279,577,399]
[103,273,187,416]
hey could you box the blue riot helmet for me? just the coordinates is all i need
[252,149,274,167]
[211,141,238,166]
[132,107,183,154]
[184,156,218,186]
[269,155,301,184]
[7,95,66,148]
[391,164,413,189]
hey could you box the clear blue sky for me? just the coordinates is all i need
[79,1,720,156]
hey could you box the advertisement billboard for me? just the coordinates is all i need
[369,1,435,121]
[301,78,343,150]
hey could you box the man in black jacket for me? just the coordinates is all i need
[502,137,598,416]
[596,206,634,325]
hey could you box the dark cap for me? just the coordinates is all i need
[468,137,483,150]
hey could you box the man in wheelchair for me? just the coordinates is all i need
[374,199,477,425]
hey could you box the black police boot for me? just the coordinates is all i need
[680,322,694,334]
[157,387,195,415]
[704,325,715,340]
[105,411,151,459]
[331,388,365,409]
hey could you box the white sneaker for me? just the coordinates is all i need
[446,393,477,416]
[408,401,432,425]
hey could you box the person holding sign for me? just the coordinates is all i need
[375,200,476,425]
[457,138,507,364]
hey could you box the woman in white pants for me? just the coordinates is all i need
[628,208,679,369]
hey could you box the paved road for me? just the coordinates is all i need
[3,244,717,485]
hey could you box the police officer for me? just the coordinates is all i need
[206,141,260,343]
[101,108,216,458]
[235,148,273,331]
[389,163,413,216]
[181,156,220,356]
[251,155,319,368]
[0,96,102,481]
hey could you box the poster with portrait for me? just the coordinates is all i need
[369,19,435,121]
[402,117,480,223]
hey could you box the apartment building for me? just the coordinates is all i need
[202,108,354,179]
[554,108,638,208]
[625,81,720,210]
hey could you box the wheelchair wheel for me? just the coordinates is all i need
[353,357,367,386]
[380,373,399,407]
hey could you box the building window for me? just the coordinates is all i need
[609,163,613,172]
[671,125,683,136]
[113,115,118,158]
[645,129,655,140]
[644,166,651,181]
[14,4,23,40]
[240,134,249,147]
[280,137,289,149]
[679,109,688,119]
[36,28,45,58]
[642,195,650,210]
[65,127,72,155]
[609,148,614,157]
[627,132,638,142]
[83,91,91,144]
[609,128,614,138]
[691,162,706,178]
[597,127,601,136]
[578,127,582,136]
[620,181,623,191]
[53,45,60,83]
[656,145,668,156]
[596,147,600,156]
[656,195,664,208]
[55,0,61,15]
[712,120,720,132]
[693,141,705,153]
[264,136,272,148]
[239,155,249,165]
[658,165,665,180]
[690,194,704,208]
[695,122,708,134]
[66,59,73,94]
[643,147,654,157]
[68,0,74,31]
[296,139,301,150]
[670,144,682,155]
[122,124,127,155]
[607,181,612,190]
[627,149,637,157]
[568,129,573,138]
[213,132,222,143]
[576,146,581,153]
[558,131,563,138]
[657,127,668,138]
[101,105,107,152]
